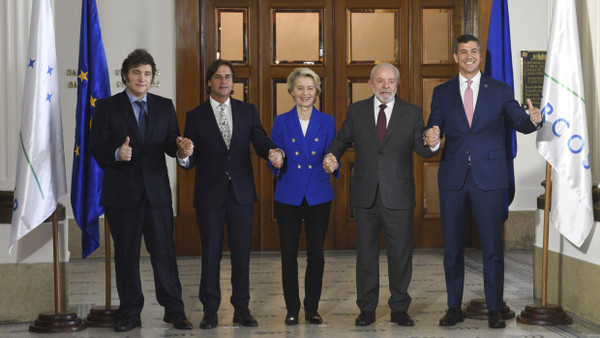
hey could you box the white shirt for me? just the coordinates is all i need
[458,71,481,109]
[177,96,233,167]
[373,96,395,128]
[210,96,233,133]
[299,118,310,136]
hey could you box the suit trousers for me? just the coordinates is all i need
[106,194,185,317]
[195,181,254,312]
[353,188,413,312]
[274,199,331,315]
[440,167,505,311]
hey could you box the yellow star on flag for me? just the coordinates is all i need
[74,145,80,156]
[78,70,88,82]
[90,95,97,107]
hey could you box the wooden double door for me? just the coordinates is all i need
[174,0,484,255]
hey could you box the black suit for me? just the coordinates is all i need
[327,96,438,312]
[182,97,276,312]
[90,90,185,318]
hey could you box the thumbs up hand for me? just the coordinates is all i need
[118,136,132,161]
[527,98,543,124]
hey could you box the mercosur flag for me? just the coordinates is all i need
[536,0,593,247]
[10,0,67,252]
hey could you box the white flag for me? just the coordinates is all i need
[9,0,66,252]
[536,0,593,247]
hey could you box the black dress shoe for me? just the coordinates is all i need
[200,311,218,329]
[233,308,259,327]
[305,312,323,324]
[488,310,506,328]
[439,307,464,326]
[355,311,375,326]
[114,316,141,332]
[391,311,414,326]
[285,313,298,325]
[164,312,193,330]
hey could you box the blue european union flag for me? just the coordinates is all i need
[71,0,110,258]
[484,0,515,222]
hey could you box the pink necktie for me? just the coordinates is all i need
[376,104,387,144]
[464,80,474,126]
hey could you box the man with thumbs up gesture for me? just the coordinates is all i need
[90,49,193,332]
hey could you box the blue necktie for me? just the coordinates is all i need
[135,100,147,142]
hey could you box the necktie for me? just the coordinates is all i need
[464,80,474,126]
[218,103,231,149]
[135,100,147,142]
[376,104,387,144]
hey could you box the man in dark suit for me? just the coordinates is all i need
[90,49,192,332]
[323,63,438,326]
[425,34,542,329]
[178,59,283,329]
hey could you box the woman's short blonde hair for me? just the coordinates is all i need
[286,67,321,100]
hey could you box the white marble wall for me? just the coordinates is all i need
[0,0,176,263]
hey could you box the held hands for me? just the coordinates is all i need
[176,136,194,158]
[425,126,441,147]
[269,149,284,169]
[323,153,338,174]
[527,98,543,124]
[117,136,132,161]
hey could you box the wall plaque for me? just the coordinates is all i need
[520,51,546,109]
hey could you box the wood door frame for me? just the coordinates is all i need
[175,0,488,254]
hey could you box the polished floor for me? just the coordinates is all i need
[2,249,600,337]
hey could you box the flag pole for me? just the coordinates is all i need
[85,219,119,327]
[29,208,87,333]
[516,162,572,325]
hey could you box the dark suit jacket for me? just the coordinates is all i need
[268,106,338,206]
[183,98,276,208]
[327,95,438,210]
[90,90,179,209]
[426,74,539,191]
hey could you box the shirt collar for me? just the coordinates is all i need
[458,71,481,86]
[374,96,395,109]
[126,90,147,104]
[210,96,231,111]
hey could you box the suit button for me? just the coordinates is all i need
[292,138,296,143]
[311,151,316,155]
[295,151,299,156]
[298,164,301,169]
[465,150,470,154]
[308,165,312,169]
[468,133,472,137]
[314,137,319,142]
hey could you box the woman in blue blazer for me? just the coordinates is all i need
[269,68,339,325]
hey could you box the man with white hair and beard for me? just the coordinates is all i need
[323,63,439,326]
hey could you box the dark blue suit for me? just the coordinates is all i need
[427,73,539,311]
[90,90,185,318]
[268,106,338,316]
[182,97,276,312]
